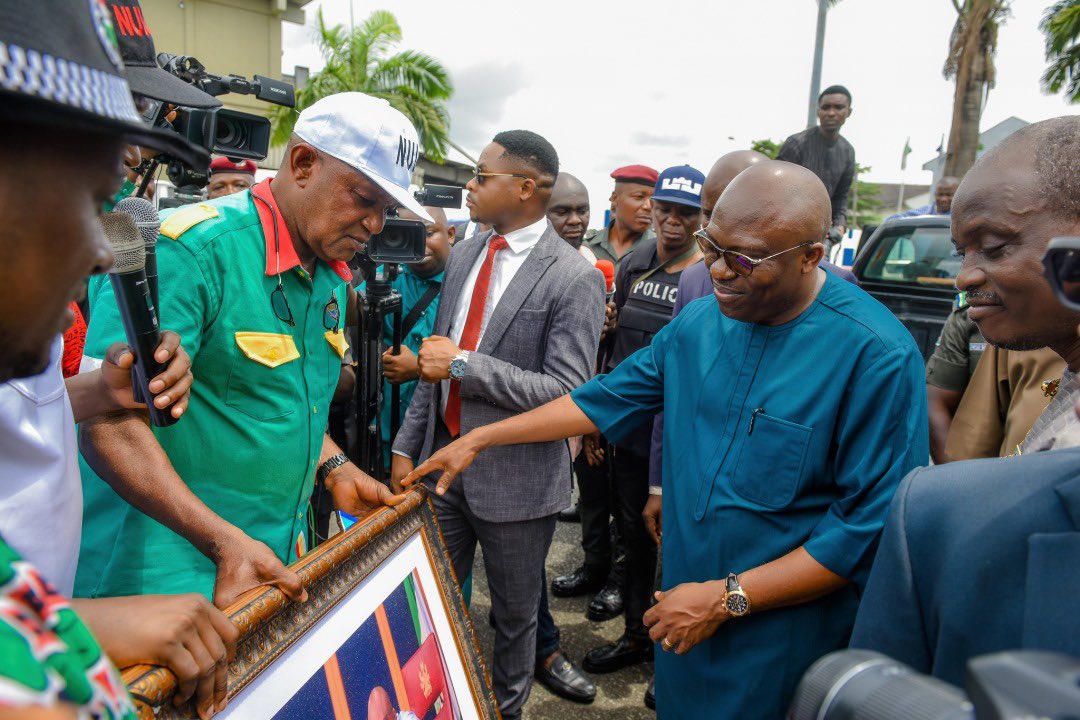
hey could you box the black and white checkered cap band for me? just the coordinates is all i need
[0,39,140,125]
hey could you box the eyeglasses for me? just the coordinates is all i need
[472,168,530,186]
[271,281,295,326]
[693,228,815,277]
[1043,236,1080,312]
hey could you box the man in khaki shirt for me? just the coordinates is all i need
[945,345,1064,460]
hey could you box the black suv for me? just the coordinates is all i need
[851,215,957,361]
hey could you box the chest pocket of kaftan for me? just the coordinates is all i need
[730,412,812,509]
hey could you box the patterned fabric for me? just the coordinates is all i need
[0,539,135,718]
[62,304,87,379]
[1019,368,1080,454]
[0,40,140,124]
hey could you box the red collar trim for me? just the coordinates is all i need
[251,179,352,282]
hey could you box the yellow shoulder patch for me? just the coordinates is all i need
[160,203,220,240]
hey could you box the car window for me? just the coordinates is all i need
[861,227,957,287]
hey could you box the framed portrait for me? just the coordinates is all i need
[123,490,499,720]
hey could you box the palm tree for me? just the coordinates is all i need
[1040,0,1080,103]
[270,9,453,161]
[942,0,1010,178]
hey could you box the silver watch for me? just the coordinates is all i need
[449,350,470,380]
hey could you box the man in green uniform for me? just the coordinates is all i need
[925,301,985,463]
[77,92,429,607]
[582,165,658,268]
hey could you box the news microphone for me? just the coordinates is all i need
[113,196,160,405]
[595,260,616,301]
[100,213,178,427]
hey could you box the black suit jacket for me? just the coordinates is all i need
[850,448,1080,686]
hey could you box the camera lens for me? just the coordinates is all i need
[216,117,248,152]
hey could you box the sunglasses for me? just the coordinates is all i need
[1043,237,1080,312]
[472,168,530,186]
[693,228,815,277]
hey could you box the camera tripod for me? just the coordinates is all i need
[352,258,404,483]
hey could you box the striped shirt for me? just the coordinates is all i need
[777,126,856,227]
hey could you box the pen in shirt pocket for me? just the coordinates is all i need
[748,407,765,435]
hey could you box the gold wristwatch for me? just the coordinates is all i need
[724,573,751,617]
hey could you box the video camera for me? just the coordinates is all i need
[360,184,463,264]
[141,52,294,197]
[789,649,1080,719]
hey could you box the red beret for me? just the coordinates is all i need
[210,157,257,176]
[610,164,659,186]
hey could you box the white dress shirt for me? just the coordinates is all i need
[439,216,550,419]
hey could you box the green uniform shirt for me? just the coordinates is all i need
[582,222,655,268]
[0,537,135,719]
[76,180,349,599]
[926,306,986,393]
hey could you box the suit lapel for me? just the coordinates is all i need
[1022,475,1080,651]
[437,232,489,335]
[477,227,558,354]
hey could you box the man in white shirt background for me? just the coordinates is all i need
[390,130,605,719]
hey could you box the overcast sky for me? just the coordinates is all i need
[282,0,1078,225]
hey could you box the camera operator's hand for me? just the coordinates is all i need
[99,331,193,419]
[390,454,414,494]
[382,345,419,385]
[417,336,460,383]
[211,531,307,610]
[325,461,406,516]
[71,594,238,720]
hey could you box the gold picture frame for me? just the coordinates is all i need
[122,488,499,719]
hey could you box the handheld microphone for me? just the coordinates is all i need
[100,213,178,427]
[113,197,160,405]
[595,260,616,301]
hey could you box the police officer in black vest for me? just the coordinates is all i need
[583,165,705,673]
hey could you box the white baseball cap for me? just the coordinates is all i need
[293,92,433,222]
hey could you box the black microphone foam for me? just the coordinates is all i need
[100,213,177,427]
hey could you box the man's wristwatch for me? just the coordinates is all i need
[724,572,751,617]
[317,453,350,484]
[449,350,470,380]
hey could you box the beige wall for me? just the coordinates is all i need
[140,0,307,160]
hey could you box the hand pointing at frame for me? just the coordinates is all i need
[400,394,600,494]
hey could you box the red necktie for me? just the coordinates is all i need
[445,235,509,436]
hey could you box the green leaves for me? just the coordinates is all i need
[270,8,454,161]
[1040,0,1080,102]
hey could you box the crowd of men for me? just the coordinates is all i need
[2,2,1080,720]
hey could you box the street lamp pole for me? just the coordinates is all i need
[807,0,829,128]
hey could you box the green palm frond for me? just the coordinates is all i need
[270,8,453,159]
[1041,0,1080,101]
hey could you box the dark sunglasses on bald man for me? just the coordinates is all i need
[693,228,815,277]
[1042,237,1080,312]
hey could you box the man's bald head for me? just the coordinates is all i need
[701,150,768,217]
[951,116,1080,359]
[547,172,591,246]
[702,161,829,326]
[714,160,831,245]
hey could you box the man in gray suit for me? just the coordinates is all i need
[391,130,605,718]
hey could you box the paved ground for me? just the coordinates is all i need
[470,517,654,720]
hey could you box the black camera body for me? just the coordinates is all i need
[361,184,463,264]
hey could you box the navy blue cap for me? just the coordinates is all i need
[652,165,705,209]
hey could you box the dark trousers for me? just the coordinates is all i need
[612,444,657,639]
[428,421,557,720]
[576,439,624,585]
[536,570,559,660]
